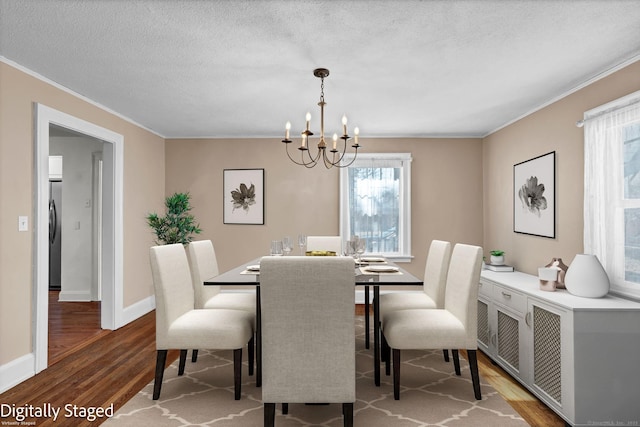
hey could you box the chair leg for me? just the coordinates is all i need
[381,324,387,362]
[153,350,167,400]
[443,349,450,362]
[191,349,198,362]
[382,332,391,371]
[264,403,276,427]
[452,349,461,375]
[343,403,353,427]
[467,349,482,400]
[234,348,242,400]
[282,403,288,414]
[381,331,391,375]
[392,348,401,400]
[178,349,188,375]
[248,335,255,376]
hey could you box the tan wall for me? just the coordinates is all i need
[483,60,640,275]
[165,137,484,279]
[0,62,165,365]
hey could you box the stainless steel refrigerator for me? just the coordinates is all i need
[49,180,62,290]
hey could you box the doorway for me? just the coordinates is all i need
[34,104,124,373]
[47,127,105,364]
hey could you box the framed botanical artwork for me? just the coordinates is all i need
[223,168,264,225]
[513,151,555,238]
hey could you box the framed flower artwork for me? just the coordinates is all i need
[513,151,555,238]
[223,168,264,225]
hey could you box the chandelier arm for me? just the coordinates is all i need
[285,141,322,167]
[322,150,335,169]
[304,145,323,166]
[284,142,311,166]
[337,146,359,167]
[325,137,350,167]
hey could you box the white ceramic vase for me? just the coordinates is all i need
[564,254,610,298]
[490,255,504,265]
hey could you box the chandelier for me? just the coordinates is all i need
[282,68,360,168]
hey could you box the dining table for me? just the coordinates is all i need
[204,256,424,387]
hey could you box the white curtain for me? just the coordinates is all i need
[584,95,640,298]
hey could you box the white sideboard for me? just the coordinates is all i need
[478,270,640,427]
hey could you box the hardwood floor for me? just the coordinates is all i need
[1,304,177,427]
[48,290,110,366]
[0,302,563,426]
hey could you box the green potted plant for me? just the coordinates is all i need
[146,192,202,244]
[490,250,505,265]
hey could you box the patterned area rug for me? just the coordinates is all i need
[105,318,528,426]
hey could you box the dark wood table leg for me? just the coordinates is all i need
[374,285,380,386]
[364,285,370,349]
[256,286,262,387]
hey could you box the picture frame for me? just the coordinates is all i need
[513,151,555,238]
[223,168,264,225]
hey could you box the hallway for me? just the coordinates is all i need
[48,290,108,366]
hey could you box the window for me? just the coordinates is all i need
[340,153,412,261]
[584,91,640,300]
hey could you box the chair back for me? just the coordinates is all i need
[186,240,221,308]
[423,240,452,307]
[306,236,343,253]
[149,244,196,347]
[443,244,483,348]
[260,256,356,404]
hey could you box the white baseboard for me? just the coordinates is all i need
[120,295,156,327]
[0,353,35,394]
[58,289,92,301]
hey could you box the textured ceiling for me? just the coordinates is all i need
[1,0,639,139]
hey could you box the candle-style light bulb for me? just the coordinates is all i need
[305,112,311,131]
[332,133,338,150]
[342,115,348,136]
[354,127,360,145]
[285,121,291,139]
[301,132,307,148]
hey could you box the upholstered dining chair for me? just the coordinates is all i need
[149,244,254,400]
[379,240,452,365]
[260,256,356,427]
[186,240,256,364]
[382,243,483,400]
[305,235,343,253]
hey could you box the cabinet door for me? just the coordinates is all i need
[494,304,528,380]
[528,300,564,407]
[477,296,490,353]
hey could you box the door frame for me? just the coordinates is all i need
[34,103,124,373]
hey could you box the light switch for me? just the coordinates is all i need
[18,216,28,231]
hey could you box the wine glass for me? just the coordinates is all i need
[298,234,307,255]
[344,239,355,258]
[355,237,366,263]
[270,240,283,256]
[282,236,292,256]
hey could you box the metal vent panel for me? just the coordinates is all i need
[497,310,519,370]
[533,306,562,403]
[477,300,489,346]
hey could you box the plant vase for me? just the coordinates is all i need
[490,255,505,265]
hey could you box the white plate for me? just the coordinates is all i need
[361,256,386,263]
[364,265,399,273]
[246,264,260,271]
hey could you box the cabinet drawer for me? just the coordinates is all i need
[478,280,492,298]
[493,284,526,314]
